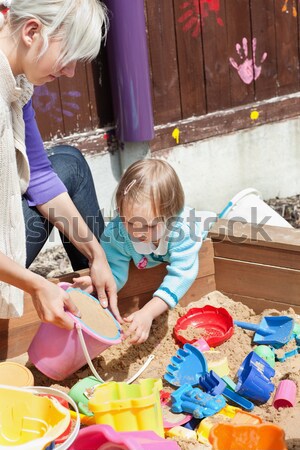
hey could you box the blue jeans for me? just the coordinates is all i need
[23,145,104,270]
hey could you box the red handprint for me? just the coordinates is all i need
[178,0,223,38]
[229,37,267,85]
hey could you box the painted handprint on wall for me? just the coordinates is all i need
[229,38,267,85]
[178,0,223,38]
[282,0,297,17]
[33,85,81,123]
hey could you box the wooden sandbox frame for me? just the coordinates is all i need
[1,220,300,360]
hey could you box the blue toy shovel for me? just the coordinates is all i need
[234,316,294,348]
[199,370,254,411]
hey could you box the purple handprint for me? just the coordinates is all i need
[33,85,81,123]
[229,37,267,85]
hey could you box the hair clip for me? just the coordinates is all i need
[123,179,137,195]
[1,1,11,7]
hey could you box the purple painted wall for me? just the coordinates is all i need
[104,0,154,142]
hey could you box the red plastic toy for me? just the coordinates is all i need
[174,305,234,347]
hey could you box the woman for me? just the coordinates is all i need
[0,0,118,330]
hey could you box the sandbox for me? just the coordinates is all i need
[1,220,300,449]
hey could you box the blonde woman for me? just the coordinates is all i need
[0,0,117,329]
[73,159,216,343]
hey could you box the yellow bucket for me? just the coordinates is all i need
[0,386,70,449]
[88,378,164,437]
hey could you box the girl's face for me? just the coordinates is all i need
[21,20,76,85]
[121,202,166,244]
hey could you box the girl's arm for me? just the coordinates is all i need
[36,192,117,309]
[0,251,79,329]
[153,223,203,308]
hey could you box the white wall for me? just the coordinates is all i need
[154,117,300,213]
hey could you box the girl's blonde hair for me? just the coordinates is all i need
[116,159,185,220]
[2,0,107,66]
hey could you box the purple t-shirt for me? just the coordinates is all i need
[23,99,67,206]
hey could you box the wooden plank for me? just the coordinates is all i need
[118,274,216,315]
[209,219,300,252]
[222,292,300,315]
[150,92,300,152]
[173,0,207,117]
[86,62,101,129]
[145,0,181,124]
[274,0,300,95]
[214,257,300,305]
[200,0,231,112]
[32,80,64,140]
[250,0,278,100]
[213,240,300,270]
[58,62,91,135]
[0,295,39,359]
[88,51,114,128]
[225,0,254,106]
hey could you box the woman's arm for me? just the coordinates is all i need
[23,100,117,308]
[36,192,118,309]
[0,251,79,329]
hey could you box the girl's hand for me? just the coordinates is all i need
[30,278,80,330]
[72,275,94,293]
[123,308,154,344]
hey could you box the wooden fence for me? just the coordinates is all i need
[33,0,300,149]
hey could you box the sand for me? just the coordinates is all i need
[13,290,298,449]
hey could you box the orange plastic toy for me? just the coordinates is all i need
[209,423,287,450]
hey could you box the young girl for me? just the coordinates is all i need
[73,159,216,344]
[0,0,117,329]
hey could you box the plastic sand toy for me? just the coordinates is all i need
[199,370,254,411]
[209,422,287,450]
[174,305,234,347]
[164,343,208,387]
[171,383,226,418]
[88,378,164,437]
[68,424,180,450]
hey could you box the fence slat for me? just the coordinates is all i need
[58,63,92,135]
[173,0,206,117]
[33,80,64,140]
[225,0,255,106]
[145,0,182,124]
[201,0,231,112]
[250,0,278,101]
[274,0,300,95]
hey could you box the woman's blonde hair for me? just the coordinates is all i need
[116,159,185,220]
[4,0,107,66]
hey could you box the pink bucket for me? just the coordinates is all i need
[28,286,122,381]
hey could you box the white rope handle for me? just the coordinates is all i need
[75,323,154,384]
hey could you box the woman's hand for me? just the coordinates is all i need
[30,276,80,330]
[123,308,154,344]
[89,255,123,324]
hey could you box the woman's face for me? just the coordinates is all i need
[21,20,77,85]
[121,202,166,244]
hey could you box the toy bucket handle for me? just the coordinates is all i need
[76,324,155,385]
[23,385,80,450]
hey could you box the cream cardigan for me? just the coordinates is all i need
[0,49,33,318]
